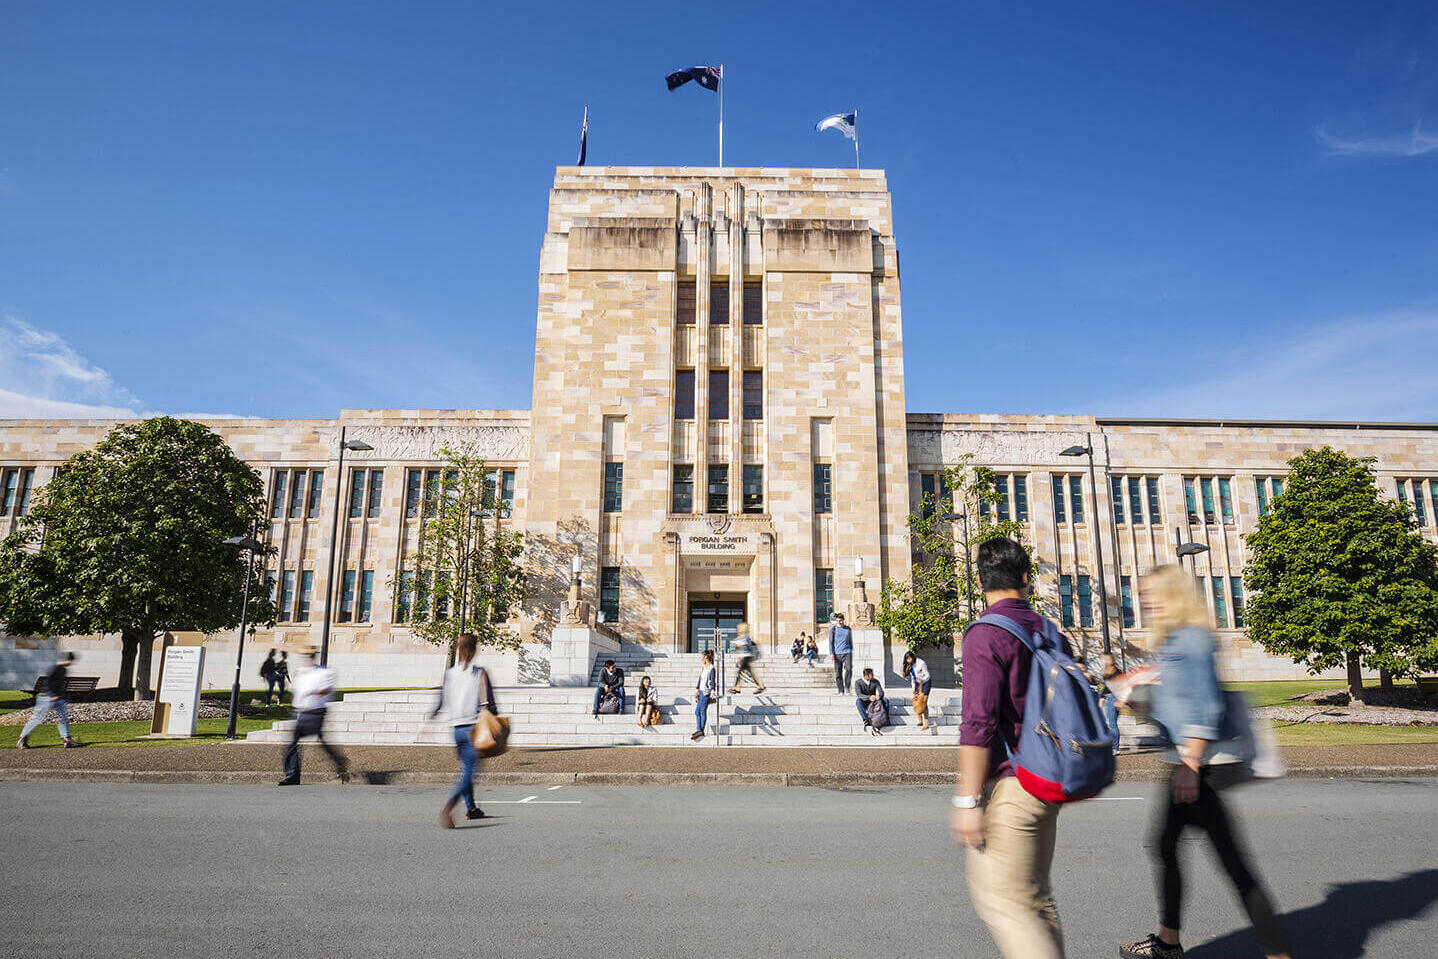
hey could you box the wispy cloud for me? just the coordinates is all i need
[0,315,147,419]
[1105,310,1438,422]
[1316,123,1438,158]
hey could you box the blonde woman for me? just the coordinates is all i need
[727,622,765,694]
[1119,565,1290,959]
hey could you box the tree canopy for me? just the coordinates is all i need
[0,417,274,697]
[1244,446,1438,699]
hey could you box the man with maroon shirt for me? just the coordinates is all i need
[950,537,1073,959]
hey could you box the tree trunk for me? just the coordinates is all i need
[117,628,139,698]
[1346,650,1365,703]
[1380,669,1394,690]
[133,632,156,701]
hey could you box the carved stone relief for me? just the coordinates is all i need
[342,426,529,463]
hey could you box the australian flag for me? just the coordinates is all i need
[666,65,721,92]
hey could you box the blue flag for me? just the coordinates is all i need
[666,66,721,92]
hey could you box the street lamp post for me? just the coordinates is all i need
[940,510,975,623]
[1176,539,1209,568]
[223,531,266,738]
[1061,435,1113,654]
[319,427,373,666]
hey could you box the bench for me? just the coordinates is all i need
[29,676,101,699]
[1416,676,1438,696]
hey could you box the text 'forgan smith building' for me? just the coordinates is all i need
[3,166,1437,688]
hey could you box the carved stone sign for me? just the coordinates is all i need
[680,531,759,554]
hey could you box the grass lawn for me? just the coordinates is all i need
[1226,679,1348,708]
[1268,722,1438,747]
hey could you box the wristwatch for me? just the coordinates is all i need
[951,794,981,809]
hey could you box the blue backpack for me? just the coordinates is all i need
[969,613,1116,803]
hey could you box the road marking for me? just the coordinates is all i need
[518,795,537,803]
[485,799,581,805]
[1087,797,1145,802]
[547,785,565,791]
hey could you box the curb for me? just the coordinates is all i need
[3,766,1436,787]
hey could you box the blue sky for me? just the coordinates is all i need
[2,1,1436,421]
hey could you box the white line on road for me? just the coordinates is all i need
[485,800,582,805]
[1087,797,1145,802]
[518,795,537,803]
[547,785,565,791]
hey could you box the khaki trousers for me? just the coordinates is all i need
[965,776,1064,959]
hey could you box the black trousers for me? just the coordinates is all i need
[831,653,853,693]
[733,657,762,688]
[284,709,347,780]
[1150,767,1289,956]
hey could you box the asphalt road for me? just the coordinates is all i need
[3,778,1435,959]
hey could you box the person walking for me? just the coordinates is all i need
[277,651,348,786]
[1118,565,1292,959]
[592,659,626,717]
[727,622,765,694]
[1098,652,1122,756]
[259,650,280,706]
[902,650,932,730]
[635,676,659,727]
[691,649,717,741]
[950,538,1071,959]
[274,651,290,703]
[17,652,79,749]
[432,632,495,828]
[854,667,889,736]
[829,612,853,694]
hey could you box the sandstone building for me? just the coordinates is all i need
[3,167,1436,689]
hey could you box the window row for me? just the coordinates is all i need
[669,464,768,515]
[1200,575,1246,629]
[676,280,763,326]
[673,369,763,421]
[1111,475,1162,526]
[0,467,36,518]
[1254,476,1285,516]
[979,473,1029,523]
[1396,478,1438,528]
[270,469,325,519]
[1057,573,1245,631]
[402,468,516,520]
[273,467,517,522]
[1183,476,1235,526]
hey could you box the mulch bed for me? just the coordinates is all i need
[1255,687,1438,726]
[1,699,275,726]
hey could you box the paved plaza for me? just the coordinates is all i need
[4,778,1435,958]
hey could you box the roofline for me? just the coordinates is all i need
[1093,416,1438,431]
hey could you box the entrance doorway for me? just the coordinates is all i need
[688,597,746,653]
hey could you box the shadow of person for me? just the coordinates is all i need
[1186,868,1438,958]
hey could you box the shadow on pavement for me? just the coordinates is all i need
[1186,868,1438,959]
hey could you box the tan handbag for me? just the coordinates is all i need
[912,690,929,715]
[467,667,511,757]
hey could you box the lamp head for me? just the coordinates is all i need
[1059,445,1090,457]
[571,554,583,575]
[1176,542,1210,558]
[343,440,373,452]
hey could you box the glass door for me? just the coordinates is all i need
[688,600,746,653]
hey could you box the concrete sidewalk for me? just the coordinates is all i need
[3,741,1437,786]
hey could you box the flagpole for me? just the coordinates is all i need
[718,64,725,169]
[853,107,860,169]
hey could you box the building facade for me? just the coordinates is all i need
[3,167,1436,688]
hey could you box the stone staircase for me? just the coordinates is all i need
[589,644,837,692]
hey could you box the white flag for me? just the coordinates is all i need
[816,111,857,141]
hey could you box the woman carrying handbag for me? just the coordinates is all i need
[432,632,502,829]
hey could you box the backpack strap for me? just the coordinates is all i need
[968,613,1041,653]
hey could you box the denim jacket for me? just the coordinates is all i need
[1151,626,1244,764]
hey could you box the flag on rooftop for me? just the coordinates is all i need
[577,106,588,166]
[816,111,857,141]
[666,65,722,92]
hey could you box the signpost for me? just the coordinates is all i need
[157,645,205,737]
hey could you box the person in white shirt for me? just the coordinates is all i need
[691,649,717,741]
[727,622,765,694]
[902,651,932,730]
[278,651,348,786]
[432,632,497,828]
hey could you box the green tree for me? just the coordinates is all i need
[878,458,1034,652]
[390,447,525,664]
[1244,446,1438,701]
[0,417,275,699]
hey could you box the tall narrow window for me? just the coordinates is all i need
[1431,481,1438,525]
[603,462,624,512]
[708,369,729,420]
[707,464,729,513]
[742,370,763,420]
[709,280,729,325]
[1129,477,1144,525]
[16,469,31,515]
[1218,477,1234,524]
[1199,477,1216,524]
[742,281,762,325]
[280,571,296,622]
[813,463,833,514]
[396,570,415,622]
[423,469,441,518]
[308,470,324,518]
[1013,475,1029,522]
[367,470,383,517]
[296,570,314,622]
[1255,477,1269,516]
[1059,575,1075,628]
[405,469,423,519]
[349,470,365,518]
[1212,576,1228,627]
[1,469,17,515]
[1146,477,1161,524]
[1230,577,1245,628]
[1410,480,1428,527]
[1077,574,1094,627]
[742,464,764,513]
[677,281,696,325]
[674,369,696,420]
[815,568,834,624]
[672,465,694,514]
[1069,475,1085,523]
[1111,476,1126,525]
[1272,478,1284,496]
[1052,475,1067,524]
[995,475,1010,522]
[289,470,306,519]
[339,570,356,623]
[416,571,433,621]
[1120,575,1135,628]
[1184,478,1199,524]
[599,566,620,622]
[358,570,374,623]
[500,470,516,517]
[435,572,451,620]
[921,473,937,520]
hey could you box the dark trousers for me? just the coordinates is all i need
[832,652,853,693]
[264,677,280,704]
[448,724,479,812]
[732,657,762,688]
[283,709,347,781]
[1150,767,1289,956]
